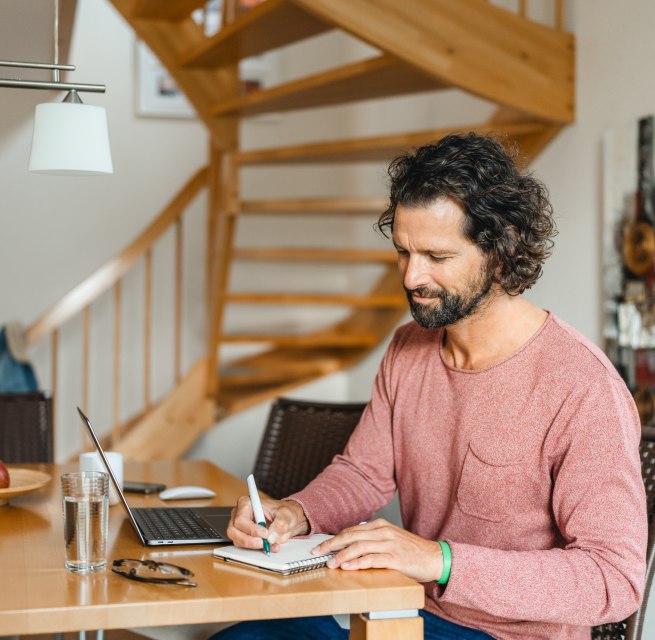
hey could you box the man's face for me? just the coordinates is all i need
[392,199,496,329]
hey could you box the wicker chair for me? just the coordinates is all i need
[252,397,367,499]
[0,391,53,463]
[592,426,655,640]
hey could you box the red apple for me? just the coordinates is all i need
[0,459,9,489]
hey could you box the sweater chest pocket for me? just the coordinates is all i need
[456,438,527,523]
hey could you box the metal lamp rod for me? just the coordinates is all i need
[0,79,106,92]
[0,59,106,93]
[0,60,75,71]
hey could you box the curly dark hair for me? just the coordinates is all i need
[377,132,557,295]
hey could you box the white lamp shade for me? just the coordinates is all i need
[29,101,113,175]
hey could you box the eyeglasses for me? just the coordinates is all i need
[112,558,197,587]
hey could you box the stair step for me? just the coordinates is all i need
[226,292,406,308]
[238,197,387,215]
[220,364,326,388]
[220,331,377,348]
[180,0,332,68]
[133,0,206,20]
[209,55,445,118]
[237,121,551,166]
[232,248,397,263]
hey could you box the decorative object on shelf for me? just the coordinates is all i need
[604,115,655,425]
[0,0,112,175]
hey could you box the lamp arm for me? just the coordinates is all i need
[0,78,106,93]
[0,60,75,71]
[0,60,105,93]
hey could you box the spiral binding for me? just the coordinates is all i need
[284,552,335,575]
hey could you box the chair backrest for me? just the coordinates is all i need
[592,426,655,640]
[252,397,367,500]
[0,392,53,463]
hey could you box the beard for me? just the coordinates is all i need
[405,264,495,329]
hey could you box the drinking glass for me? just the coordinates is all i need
[61,471,109,573]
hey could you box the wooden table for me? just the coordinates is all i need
[0,461,424,639]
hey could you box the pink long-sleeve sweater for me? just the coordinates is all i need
[291,314,647,640]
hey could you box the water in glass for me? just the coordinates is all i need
[61,471,109,573]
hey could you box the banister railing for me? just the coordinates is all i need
[26,166,209,455]
[26,167,208,345]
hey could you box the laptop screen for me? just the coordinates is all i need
[76,407,147,544]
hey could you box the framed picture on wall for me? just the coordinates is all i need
[135,43,277,120]
[135,41,196,119]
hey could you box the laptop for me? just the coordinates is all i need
[77,407,232,546]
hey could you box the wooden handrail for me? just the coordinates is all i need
[26,167,209,346]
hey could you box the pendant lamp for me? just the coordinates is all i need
[0,0,113,175]
[29,90,113,175]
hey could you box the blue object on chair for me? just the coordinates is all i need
[0,325,38,392]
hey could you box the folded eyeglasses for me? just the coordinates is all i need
[112,558,197,587]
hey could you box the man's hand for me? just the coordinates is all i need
[311,519,444,584]
[227,496,309,551]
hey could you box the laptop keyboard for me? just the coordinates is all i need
[136,508,220,540]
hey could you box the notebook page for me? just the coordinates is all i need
[213,534,334,574]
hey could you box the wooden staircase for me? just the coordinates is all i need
[27,0,574,460]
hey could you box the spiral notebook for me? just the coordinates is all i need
[213,534,334,575]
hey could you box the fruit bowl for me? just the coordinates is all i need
[0,468,52,506]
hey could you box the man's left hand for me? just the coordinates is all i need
[312,519,444,583]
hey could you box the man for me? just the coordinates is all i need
[214,133,647,640]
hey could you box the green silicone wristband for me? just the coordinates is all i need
[437,540,452,585]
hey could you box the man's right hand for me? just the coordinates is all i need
[227,496,310,551]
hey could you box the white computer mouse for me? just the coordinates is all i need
[159,485,217,500]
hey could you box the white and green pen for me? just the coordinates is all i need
[246,473,270,555]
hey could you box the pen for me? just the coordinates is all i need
[246,473,270,556]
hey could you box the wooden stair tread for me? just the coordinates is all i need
[239,197,387,215]
[233,247,397,263]
[237,121,551,165]
[292,0,574,123]
[209,54,446,117]
[220,331,378,347]
[217,346,370,416]
[133,0,206,20]
[220,355,338,386]
[180,0,332,68]
[226,292,406,307]
[220,367,323,387]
